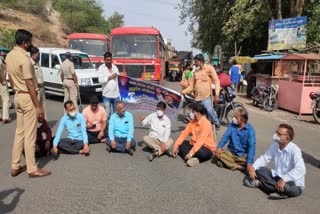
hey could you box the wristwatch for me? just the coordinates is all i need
[188,153,193,158]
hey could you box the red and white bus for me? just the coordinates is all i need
[67,33,110,68]
[110,27,167,83]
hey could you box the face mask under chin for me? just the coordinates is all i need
[232,117,239,125]
[68,111,76,118]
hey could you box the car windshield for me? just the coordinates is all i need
[112,35,158,59]
[69,39,107,57]
[60,53,94,69]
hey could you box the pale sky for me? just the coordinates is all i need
[101,0,196,52]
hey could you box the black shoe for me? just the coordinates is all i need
[127,148,134,156]
[148,153,157,162]
[215,124,220,131]
[106,146,112,153]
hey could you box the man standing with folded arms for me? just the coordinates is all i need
[6,29,51,178]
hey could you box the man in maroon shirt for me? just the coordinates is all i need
[35,118,53,157]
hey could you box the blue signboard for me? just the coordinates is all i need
[268,16,307,51]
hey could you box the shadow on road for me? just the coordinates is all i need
[37,155,54,168]
[302,151,320,168]
[0,188,25,214]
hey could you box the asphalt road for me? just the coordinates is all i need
[1,80,320,214]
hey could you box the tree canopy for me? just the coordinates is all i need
[52,0,124,35]
[179,0,320,56]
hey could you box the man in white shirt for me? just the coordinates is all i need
[140,101,173,161]
[244,124,306,199]
[98,52,120,120]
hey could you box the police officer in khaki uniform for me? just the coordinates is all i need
[60,52,78,112]
[0,51,11,124]
[30,46,47,119]
[6,29,51,178]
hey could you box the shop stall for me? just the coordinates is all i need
[277,53,320,115]
[253,54,288,88]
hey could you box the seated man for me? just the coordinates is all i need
[244,124,306,199]
[214,109,256,172]
[140,101,173,161]
[82,96,108,144]
[52,100,90,156]
[106,101,136,156]
[173,103,216,167]
[35,117,53,157]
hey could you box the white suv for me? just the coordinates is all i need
[39,48,102,97]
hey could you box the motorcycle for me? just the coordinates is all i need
[251,85,278,112]
[182,86,246,124]
[309,92,320,124]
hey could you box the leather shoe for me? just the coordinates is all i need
[11,165,27,177]
[3,119,11,124]
[28,168,51,178]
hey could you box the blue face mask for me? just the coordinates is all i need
[35,55,40,62]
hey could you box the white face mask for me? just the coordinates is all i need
[68,111,76,118]
[189,112,195,120]
[232,117,239,125]
[156,110,164,117]
[37,123,42,128]
[273,133,280,142]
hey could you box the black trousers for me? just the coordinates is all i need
[87,129,108,144]
[179,140,213,162]
[35,138,53,157]
[58,138,84,154]
[256,167,303,197]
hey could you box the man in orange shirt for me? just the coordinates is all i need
[82,96,108,144]
[173,103,216,167]
[181,54,221,130]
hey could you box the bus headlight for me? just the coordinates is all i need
[81,78,91,86]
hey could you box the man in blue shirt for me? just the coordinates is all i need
[229,59,241,91]
[106,101,136,155]
[214,109,256,172]
[52,100,90,156]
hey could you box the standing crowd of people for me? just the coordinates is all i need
[4,29,306,200]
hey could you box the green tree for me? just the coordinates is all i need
[53,0,124,35]
[0,27,16,48]
[179,0,320,56]
[105,12,125,35]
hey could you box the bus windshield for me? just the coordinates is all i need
[112,35,158,59]
[69,39,107,57]
[60,53,94,69]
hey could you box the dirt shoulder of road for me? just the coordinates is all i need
[0,7,66,47]
[236,94,319,131]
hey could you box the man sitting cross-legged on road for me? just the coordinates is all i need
[213,109,256,172]
[140,101,173,161]
[52,100,90,156]
[82,96,108,144]
[244,124,306,199]
[172,103,216,167]
[106,101,136,156]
